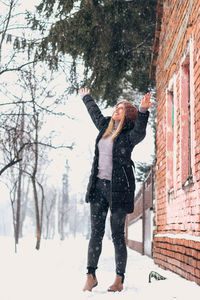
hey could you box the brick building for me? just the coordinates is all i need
[151,0,200,284]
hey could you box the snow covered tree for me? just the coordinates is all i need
[28,0,157,106]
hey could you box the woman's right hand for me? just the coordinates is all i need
[78,87,90,97]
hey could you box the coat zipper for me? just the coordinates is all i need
[122,166,130,187]
[110,157,114,214]
[110,178,113,215]
[110,136,118,214]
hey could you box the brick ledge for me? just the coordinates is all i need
[155,233,200,242]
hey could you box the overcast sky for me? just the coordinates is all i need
[0,0,155,238]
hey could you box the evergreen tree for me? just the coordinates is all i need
[28,0,157,106]
[135,161,152,182]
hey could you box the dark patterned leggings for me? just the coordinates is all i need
[87,178,127,275]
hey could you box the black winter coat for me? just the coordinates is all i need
[82,94,149,214]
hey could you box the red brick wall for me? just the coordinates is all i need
[154,236,200,284]
[153,0,200,285]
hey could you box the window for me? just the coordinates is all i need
[180,55,193,187]
[166,88,174,192]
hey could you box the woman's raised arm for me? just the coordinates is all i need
[78,88,106,131]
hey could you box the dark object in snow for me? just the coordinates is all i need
[148,271,166,283]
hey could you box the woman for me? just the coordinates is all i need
[78,88,153,292]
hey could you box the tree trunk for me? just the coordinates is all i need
[45,215,50,239]
[19,178,30,238]
[16,162,22,244]
[31,111,42,250]
[39,182,44,240]
[31,176,41,250]
[16,102,25,243]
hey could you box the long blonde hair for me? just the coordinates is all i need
[102,100,138,142]
[102,115,125,142]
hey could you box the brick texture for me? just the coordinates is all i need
[153,236,200,285]
[153,0,200,285]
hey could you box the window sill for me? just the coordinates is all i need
[168,188,174,203]
[182,175,193,189]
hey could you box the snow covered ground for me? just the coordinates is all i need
[0,235,199,300]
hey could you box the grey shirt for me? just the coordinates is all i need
[97,107,147,181]
[97,121,119,180]
[97,135,113,180]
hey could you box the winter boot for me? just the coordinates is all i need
[107,274,124,292]
[82,273,98,292]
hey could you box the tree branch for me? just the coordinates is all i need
[0,100,32,106]
[0,139,73,176]
[0,0,14,54]
[38,141,74,150]
[0,60,38,75]
[0,158,22,176]
[34,102,75,119]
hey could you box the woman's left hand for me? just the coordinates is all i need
[140,93,154,109]
[78,87,90,96]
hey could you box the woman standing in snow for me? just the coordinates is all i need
[78,88,153,292]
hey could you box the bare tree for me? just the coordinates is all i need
[0,0,74,250]
[0,0,40,75]
[19,175,31,237]
[43,186,56,239]
[0,66,73,250]
[19,65,73,249]
[0,100,33,251]
[58,160,70,240]
[15,102,25,244]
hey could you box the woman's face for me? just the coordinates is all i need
[112,103,125,121]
